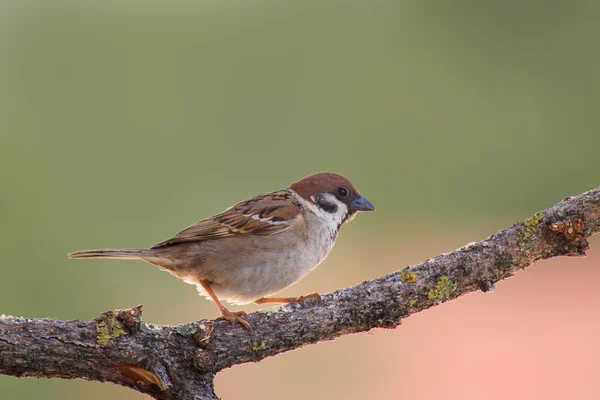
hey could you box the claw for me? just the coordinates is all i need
[220,309,252,333]
[199,279,253,334]
[296,292,322,304]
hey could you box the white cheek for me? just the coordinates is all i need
[305,193,348,226]
[328,198,348,225]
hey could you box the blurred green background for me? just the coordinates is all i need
[1,1,599,399]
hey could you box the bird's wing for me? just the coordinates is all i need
[151,190,302,248]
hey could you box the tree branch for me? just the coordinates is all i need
[2,186,599,399]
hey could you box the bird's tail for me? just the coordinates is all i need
[68,248,151,260]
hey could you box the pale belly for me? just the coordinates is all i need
[205,242,330,305]
[162,225,337,305]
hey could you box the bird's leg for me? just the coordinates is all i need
[255,292,322,305]
[199,280,252,333]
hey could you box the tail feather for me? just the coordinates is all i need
[68,248,150,260]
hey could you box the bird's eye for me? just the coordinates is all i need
[338,187,348,197]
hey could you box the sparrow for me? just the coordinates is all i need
[69,172,375,331]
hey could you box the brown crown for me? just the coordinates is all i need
[288,172,359,201]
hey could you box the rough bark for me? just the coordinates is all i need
[1,186,599,399]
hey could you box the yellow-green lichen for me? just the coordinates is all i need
[518,212,543,252]
[427,275,454,303]
[252,340,266,352]
[400,269,418,283]
[96,315,127,345]
[409,299,417,307]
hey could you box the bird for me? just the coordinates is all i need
[68,172,375,332]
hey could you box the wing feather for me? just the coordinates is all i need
[151,190,300,248]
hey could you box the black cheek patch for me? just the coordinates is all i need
[316,195,338,214]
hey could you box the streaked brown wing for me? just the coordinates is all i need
[151,190,301,248]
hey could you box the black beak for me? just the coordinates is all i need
[351,195,375,211]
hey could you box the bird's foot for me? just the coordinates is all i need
[295,292,322,304]
[219,309,252,333]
